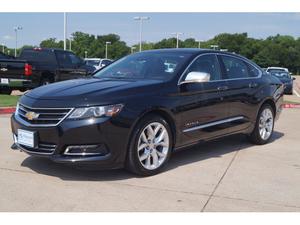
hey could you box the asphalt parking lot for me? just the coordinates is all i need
[0,77,300,212]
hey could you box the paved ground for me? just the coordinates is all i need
[0,106,300,212]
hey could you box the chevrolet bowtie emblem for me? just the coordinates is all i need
[25,111,40,121]
[0,68,8,72]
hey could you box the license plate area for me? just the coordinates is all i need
[1,78,9,84]
[17,129,37,148]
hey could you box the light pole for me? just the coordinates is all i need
[210,45,219,50]
[14,26,22,57]
[69,36,73,51]
[64,12,67,50]
[105,41,111,59]
[134,16,150,52]
[84,50,88,58]
[196,39,204,48]
[131,46,136,54]
[172,32,183,48]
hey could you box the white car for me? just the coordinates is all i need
[266,67,289,73]
[84,58,113,70]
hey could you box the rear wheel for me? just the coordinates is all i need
[126,115,173,176]
[0,87,12,95]
[248,104,274,145]
[40,77,53,86]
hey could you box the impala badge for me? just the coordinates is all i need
[0,68,8,72]
[25,111,40,121]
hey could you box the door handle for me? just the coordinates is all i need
[249,82,258,88]
[217,86,228,91]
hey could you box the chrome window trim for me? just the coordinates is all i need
[15,103,74,127]
[177,52,262,85]
[183,116,244,133]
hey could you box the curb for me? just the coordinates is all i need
[283,104,300,109]
[0,107,16,115]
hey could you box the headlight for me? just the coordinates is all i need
[68,104,124,119]
[15,102,19,115]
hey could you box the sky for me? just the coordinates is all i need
[0,12,300,48]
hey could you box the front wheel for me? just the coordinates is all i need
[126,115,173,176]
[248,104,274,145]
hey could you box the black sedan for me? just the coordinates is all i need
[268,71,295,95]
[11,49,284,176]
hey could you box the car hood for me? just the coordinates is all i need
[24,78,164,106]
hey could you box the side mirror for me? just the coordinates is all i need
[180,72,210,84]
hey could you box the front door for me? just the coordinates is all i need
[177,54,231,146]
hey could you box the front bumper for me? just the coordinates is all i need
[11,114,130,169]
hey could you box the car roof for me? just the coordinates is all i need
[267,67,288,70]
[22,47,73,53]
[139,48,244,58]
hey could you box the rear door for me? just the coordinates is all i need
[55,51,88,81]
[178,53,231,145]
[218,54,263,133]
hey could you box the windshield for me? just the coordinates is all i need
[93,52,192,81]
[270,71,290,79]
[85,60,100,67]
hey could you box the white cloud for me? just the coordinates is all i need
[3,35,14,40]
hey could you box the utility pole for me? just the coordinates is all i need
[105,41,111,59]
[64,12,67,50]
[14,26,22,57]
[134,16,150,52]
[197,39,204,48]
[172,32,183,48]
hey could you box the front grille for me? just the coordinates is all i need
[19,142,57,155]
[16,103,72,127]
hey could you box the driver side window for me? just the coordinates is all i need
[185,54,221,81]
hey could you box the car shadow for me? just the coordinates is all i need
[21,131,284,181]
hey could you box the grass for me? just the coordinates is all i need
[0,95,20,107]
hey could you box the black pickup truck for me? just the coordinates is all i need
[0,48,95,95]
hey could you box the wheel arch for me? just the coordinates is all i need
[126,108,177,158]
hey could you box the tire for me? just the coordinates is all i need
[40,77,52,86]
[0,87,12,95]
[126,115,173,176]
[248,104,274,145]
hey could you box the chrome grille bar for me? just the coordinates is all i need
[15,103,73,127]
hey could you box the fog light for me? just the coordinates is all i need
[64,145,108,156]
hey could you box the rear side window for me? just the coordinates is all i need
[185,54,221,81]
[247,63,261,77]
[19,50,56,64]
[221,55,249,79]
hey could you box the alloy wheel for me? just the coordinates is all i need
[137,122,170,170]
[258,108,274,140]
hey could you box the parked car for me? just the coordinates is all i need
[266,67,289,73]
[0,48,95,95]
[84,58,113,71]
[11,49,284,176]
[0,52,14,59]
[268,71,295,94]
